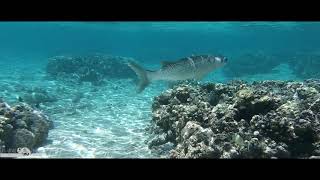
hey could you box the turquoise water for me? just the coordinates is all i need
[0,22,319,158]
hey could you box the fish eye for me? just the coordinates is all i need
[223,57,228,63]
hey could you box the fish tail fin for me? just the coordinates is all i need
[127,61,152,93]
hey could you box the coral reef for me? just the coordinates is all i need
[0,99,52,152]
[46,54,136,85]
[223,53,283,78]
[148,79,320,158]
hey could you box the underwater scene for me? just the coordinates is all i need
[1,21,320,159]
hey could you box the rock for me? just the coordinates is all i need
[180,121,203,140]
[148,133,167,148]
[11,129,35,149]
[149,79,320,158]
[296,87,318,99]
[30,116,50,146]
[15,120,28,129]
[276,101,299,118]
[0,100,51,152]
[310,98,320,113]
[1,124,13,145]
[236,88,255,101]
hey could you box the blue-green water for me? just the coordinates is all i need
[0,22,319,158]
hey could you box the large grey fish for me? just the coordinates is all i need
[128,54,228,93]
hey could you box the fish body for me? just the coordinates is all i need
[128,54,228,93]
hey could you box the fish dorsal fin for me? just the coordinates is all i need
[160,61,175,68]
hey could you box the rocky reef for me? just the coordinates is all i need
[148,79,320,158]
[0,99,52,152]
[46,54,136,85]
